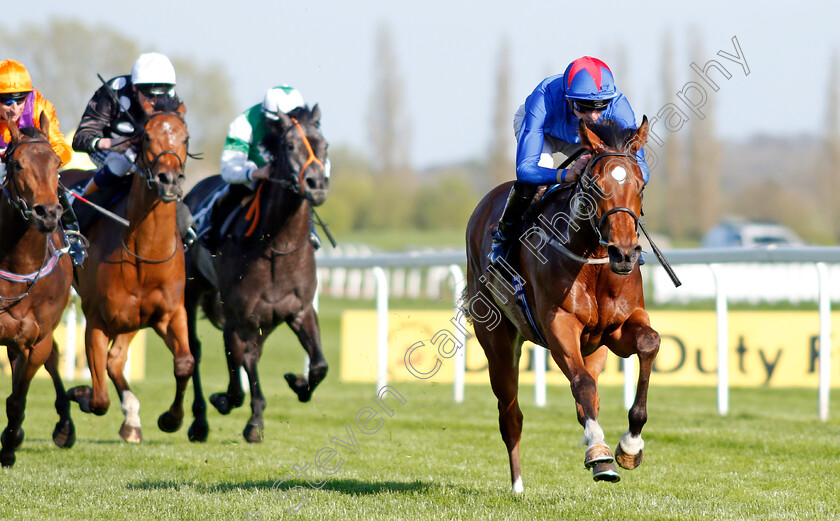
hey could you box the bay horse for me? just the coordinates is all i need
[62,97,194,443]
[0,113,75,466]
[465,117,660,488]
[183,104,329,443]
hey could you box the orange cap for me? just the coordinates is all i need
[0,60,33,94]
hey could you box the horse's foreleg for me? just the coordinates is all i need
[209,325,246,415]
[242,340,266,443]
[106,332,142,443]
[1,339,51,466]
[607,310,660,470]
[154,307,195,433]
[185,291,208,443]
[43,339,75,449]
[547,316,620,482]
[285,305,328,403]
[68,325,111,415]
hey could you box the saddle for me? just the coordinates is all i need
[191,183,254,251]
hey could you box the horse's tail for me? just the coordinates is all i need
[458,286,474,326]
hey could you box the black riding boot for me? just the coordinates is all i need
[59,190,88,266]
[487,182,537,268]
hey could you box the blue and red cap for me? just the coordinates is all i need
[564,56,618,103]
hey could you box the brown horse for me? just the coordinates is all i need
[465,117,660,488]
[62,98,194,442]
[0,113,75,466]
[183,105,329,443]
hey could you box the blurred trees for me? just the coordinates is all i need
[489,38,514,188]
[0,19,235,180]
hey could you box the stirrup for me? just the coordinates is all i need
[309,231,322,251]
[64,230,89,266]
[182,227,198,249]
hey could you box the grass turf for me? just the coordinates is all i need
[0,296,838,520]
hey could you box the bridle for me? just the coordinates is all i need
[134,112,188,195]
[266,117,324,200]
[1,138,55,222]
[579,151,642,247]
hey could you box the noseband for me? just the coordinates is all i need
[580,152,641,246]
[1,138,54,222]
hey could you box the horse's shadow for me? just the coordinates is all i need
[126,477,431,496]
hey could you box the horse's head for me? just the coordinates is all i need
[577,116,649,275]
[1,112,63,232]
[135,98,189,202]
[264,104,329,206]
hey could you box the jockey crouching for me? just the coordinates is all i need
[71,52,196,251]
[0,60,81,263]
[488,56,649,269]
[207,85,330,250]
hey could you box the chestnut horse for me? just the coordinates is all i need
[183,105,329,443]
[0,114,75,466]
[465,117,660,488]
[63,98,194,442]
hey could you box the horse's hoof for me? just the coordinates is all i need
[119,423,143,444]
[157,412,183,433]
[591,460,621,482]
[67,386,93,413]
[1,427,24,451]
[243,423,264,443]
[209,393,232,415]
[0,449,15,467]
[284,373,312,403]
[615,446,643,470]
[52,420,76,449]
[188,419,209,443]
[584,444,614,469]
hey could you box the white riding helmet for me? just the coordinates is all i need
[131,53,177,86]
[262,85,304,120]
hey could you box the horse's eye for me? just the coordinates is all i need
[287,142,295,151]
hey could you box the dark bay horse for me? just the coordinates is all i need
[0,114,75,466]
[183,105,329,443]
[465,117,660,488]
[62,98,194,443]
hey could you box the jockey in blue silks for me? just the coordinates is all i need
[488,56,648,267]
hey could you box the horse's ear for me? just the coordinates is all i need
[176,102,187,118]
[39,111,50,141]
[628,115,649,154]
[311,104,321,125]
[578,119,605,154]
[275,110,293,130]
[3,112,22,143]
[140,96,156,116]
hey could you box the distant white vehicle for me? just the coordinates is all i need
[701,219,805,248]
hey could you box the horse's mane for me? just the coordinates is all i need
[584,118,636,152]
[19,126,43,139]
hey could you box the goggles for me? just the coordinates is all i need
[136,83,173,98]
[570,98,611,113]
[0,92,30,106]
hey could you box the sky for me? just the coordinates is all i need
[9,1,839,170]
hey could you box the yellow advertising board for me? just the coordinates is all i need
[0,322,146,381]
[341,310,840,388]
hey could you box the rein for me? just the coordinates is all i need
[244,116,323,238]
[121,232,179,264]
